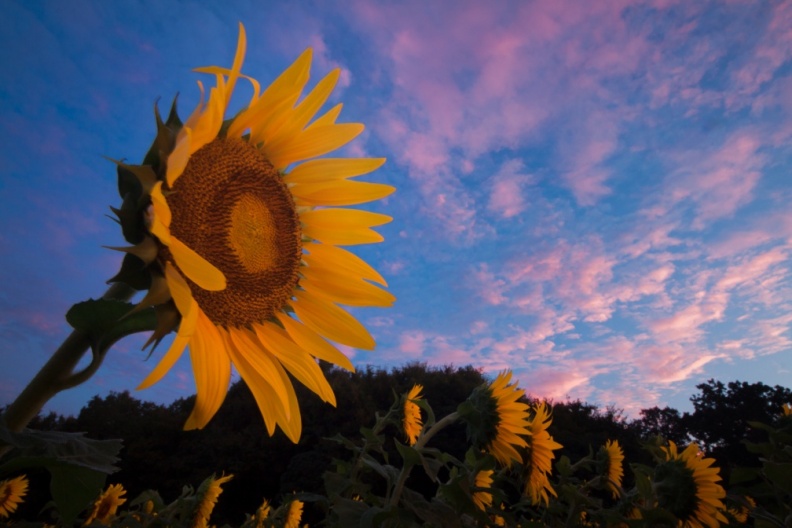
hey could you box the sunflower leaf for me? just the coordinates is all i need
[107,253,152,291]
[66,299,157,354]
[49,464,108,526]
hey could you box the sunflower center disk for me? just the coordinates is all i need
[167,137,302,327]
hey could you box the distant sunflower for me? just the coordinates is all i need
[0,475,28,518]
[657,441,727,528]
[255,498,271,528]
[783,403,791,416]
[84,484,126,526]
[285,499,304,528]
[193,474,232,528]
[599,439,624,498]
[402,384,424,446]
[112,24,394,442]
[472,470,494,511]
[523,402,562,506]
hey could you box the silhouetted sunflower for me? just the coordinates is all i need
[472,469,494,511]
[656,441,727,528]
[285,499,304,528]
[523,402,562,505]
[193,474,232,528]
[0,475,28,519]
[459,370,531,467]
[111,24,394,441]
[402,384,424,446]
[599,439,624,498]
[84,484,126,526]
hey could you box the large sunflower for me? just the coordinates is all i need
[523,402,562,506]
[656,441,727,528]
[112,25,394,442]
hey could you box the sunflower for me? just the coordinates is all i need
[193,473,233,528]
[0,475,28,518]
[783,403,791,416]
[403,384,424,446]
[472,469,494,511]
[112,24,394,442]
[656,441,727,528]
[459,371,531,468]
[523,402,562,506]
[285,499,304,528]
[599,439,624,498]
[84,483,127,526]
[255,498,271,528]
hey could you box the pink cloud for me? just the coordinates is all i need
[488,159,532,218]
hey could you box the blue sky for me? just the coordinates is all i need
[1,0,791,420]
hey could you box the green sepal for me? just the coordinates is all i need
[107,253,152,291]
[66,298,157,355]
[143,96,182,169]
[113,191,146,244]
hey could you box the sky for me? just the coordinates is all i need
[1,0,791,422]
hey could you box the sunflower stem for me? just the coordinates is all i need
[1,282,136,438]
[388,411,459,509]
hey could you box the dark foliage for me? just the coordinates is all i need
[21,371,792,525]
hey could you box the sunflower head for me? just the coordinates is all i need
[471,469,494,511]
[522,402,562,506]
[0,475,28,519]
[84,483,127,526]
[110,24,394,441]
[656,441,727,527]
[402,384,424,446]
[597,439,624,498]
[193,473,233,528]
[285,499,304,528]
[782,403,791,416]
[458,370,531,467]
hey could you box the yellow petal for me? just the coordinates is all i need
[166,127,192,186]
[301,209,391,246]
[168,235,227,291]
[276,313,355,372]
[226,328,292,418]
[303,242,387,286]
[230,49,312,139]
[224,329,288,436]
[184,312,231,430]
[291,180,395,206]
[136,264,200,390]
[266,123,365,170]
[291,290,375,350]
[188,83,225,155]
[223,23,247,107]
[306,103,343,129]
[150,182,171,226]
[300,266,395,307]
[265,69,341,152]
[301,208,392,228]
[253,322,336,406]
[284,158,386,184]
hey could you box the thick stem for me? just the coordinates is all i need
[388,411,459,508]
[2,283,135,433]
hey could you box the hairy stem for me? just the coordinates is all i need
[388,411,459,509]
[1,283,135,434]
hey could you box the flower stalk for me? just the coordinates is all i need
[1,282,135,436]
